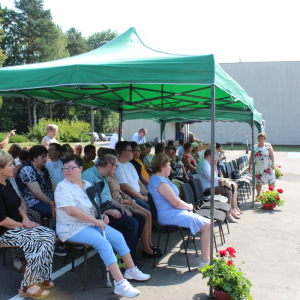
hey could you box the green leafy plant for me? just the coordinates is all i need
[256,186,285,209]
[199,247,252,300]
[0,132,29,143]
[275,165,283,179]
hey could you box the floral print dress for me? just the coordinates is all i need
[181,152,196,179]
[254,143,276,185]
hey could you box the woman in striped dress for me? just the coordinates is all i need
[0,152,55,299]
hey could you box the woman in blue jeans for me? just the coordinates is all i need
[55,155,150,298]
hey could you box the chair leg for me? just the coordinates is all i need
[64,245,71,264]
[218,222,224,245]
[193,235,198,257]
[153,231,163,268]
[102,261,106,279]
[84,247,87,291]
[213,232,218,252]
[72,245,75,272]
[180,229,190,272]
[225,217,230,234]
[186,230,191,249]
[3,248,6,266]
[164,231,170,254]
[219,222,225,245]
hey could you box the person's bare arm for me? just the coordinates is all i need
[41,138,50,150]
[120,182,148,201]
[249,151,254,171]
[138,180,148,195]
[183,157,196,171]
[51,179,56,194]
[141,175,150,185]
[13,164,22,179]
[26,182,53,204]
[269,147,275,170]
[157,182,193,211]
[20,194,28,215]
[0,130,16,149]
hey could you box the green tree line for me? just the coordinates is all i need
[0,0,119,134]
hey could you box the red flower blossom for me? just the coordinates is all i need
[281,174,283,176]
[260,196,264,199]
[268,186,274,191]
[275,195,280,200]
[256,174,261,180]
[278,166,281,168]
[227,260,234,266]
[226,247,236,257]
[263,203,270,209]
[256,152,261,157]
[265,191,269,193]
[219,250,227,257]
[277,189,283,193]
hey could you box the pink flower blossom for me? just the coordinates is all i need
[266,169,271,174]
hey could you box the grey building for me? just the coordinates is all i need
[123,61,300,146]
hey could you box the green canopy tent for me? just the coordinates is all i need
[0,27,260,295]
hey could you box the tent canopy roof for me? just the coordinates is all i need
[0,27,261,131]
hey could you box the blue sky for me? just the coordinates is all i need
[1,0,299,63]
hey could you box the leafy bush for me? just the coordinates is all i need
[0,132,29,143]
[27,118,91,143]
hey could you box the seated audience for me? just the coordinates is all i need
[198,142,205,160]
[74,143,83,157]
[192,142,201,165]
[41,124,58,150]
[178,139,184,158]
[167,140,175,147]
[189,131,199,143]
[216,143,226,166]
[0,129,16,149]
[0,152,55,299]
[55,155,150,298]
[82,155,146,263]
[169,146,189,181]
[144,143,153,169]
[132,127,147,144]
[131,142,150,185]
[114,141,150,211]
[61,143,74,159]
[46,143,65,185]
[196,148,241,222]
[8,144,22,178]
[15,149,29,177]
[148,154,210,268]
[181,142,196,179]
[155,143,165,155]
[83,144,96,172]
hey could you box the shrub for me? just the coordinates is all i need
[27,118,91,143]
[0,132,29,143]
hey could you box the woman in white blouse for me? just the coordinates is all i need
[55,155,150,298]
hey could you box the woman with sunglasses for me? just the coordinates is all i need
[55,155,150,298]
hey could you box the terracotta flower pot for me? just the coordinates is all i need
[214,289,231,300]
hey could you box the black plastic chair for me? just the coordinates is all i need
[148,193,196,271]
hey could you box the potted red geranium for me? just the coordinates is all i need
[256,186,285,209]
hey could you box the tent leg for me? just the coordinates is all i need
[160,123,163,143]
[209,84,215,298]
[91,109,94,144]
[252,115,255,208]
[118,110,122,142]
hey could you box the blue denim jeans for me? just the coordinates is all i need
[67,225,130,267]
[30,201,52,219]
[133,197,150,212]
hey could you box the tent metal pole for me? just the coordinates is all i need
[91,109,94,144]
[209,84,215,298]
[118,109,122,142]
[252,114,255,208]
[160,122,163,143]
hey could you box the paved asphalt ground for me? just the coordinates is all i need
[1,150,300,300]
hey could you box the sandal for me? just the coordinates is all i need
[13,259,26,273]
[19,284,49,299]
[37,280,55,289]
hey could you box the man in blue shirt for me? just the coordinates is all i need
[82,155,145,264]
[132,128,147,144]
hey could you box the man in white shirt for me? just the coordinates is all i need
[110,126,123,149]
[41,124,59,150]
[131,128,147,144]
[196,148,236,221]
[46,143,65,185]
[114,141,150,211]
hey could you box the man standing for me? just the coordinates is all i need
[41,124,59,150]
[132,128,147,144]
[83,144,96,172]
[46,143,65,185]
[82,155,145,264]
[110,126,123,149]
[115,141,150,211]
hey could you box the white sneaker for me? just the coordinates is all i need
[199,260,210,269]
[124,267,151,281]
[114,280,140,298]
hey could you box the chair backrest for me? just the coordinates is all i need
[232,160,238,170]
[220,165,228,178]
[181,183,195,205]
[225,162,232,178]
[192,177,205,199]
[193,174,201,180]
[148,193,161,229]
[229,161,235,171]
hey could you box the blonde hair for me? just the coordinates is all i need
[151,153,171,173]
[0,152,13,169]
[47,124,58,132]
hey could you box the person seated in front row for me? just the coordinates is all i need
[81,154,146,264]
[148,154,211,269]
[114,141,150,212]
[130,142,150,186]
[82,144,96,172]
[0,152,55,299]
[196,148,241,222]
[55,155,150,298]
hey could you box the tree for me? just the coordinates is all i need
[49,26,69,60]
[66,27,88,56]
[87,28,118,50]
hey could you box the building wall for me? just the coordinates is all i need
[122,61,300,145]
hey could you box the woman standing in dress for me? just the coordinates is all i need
[249,133,276,196]
[148,154,210,268]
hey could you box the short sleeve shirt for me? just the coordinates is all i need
[16,161,53,207]
[114,161,141,193]
[55,179,95,242]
